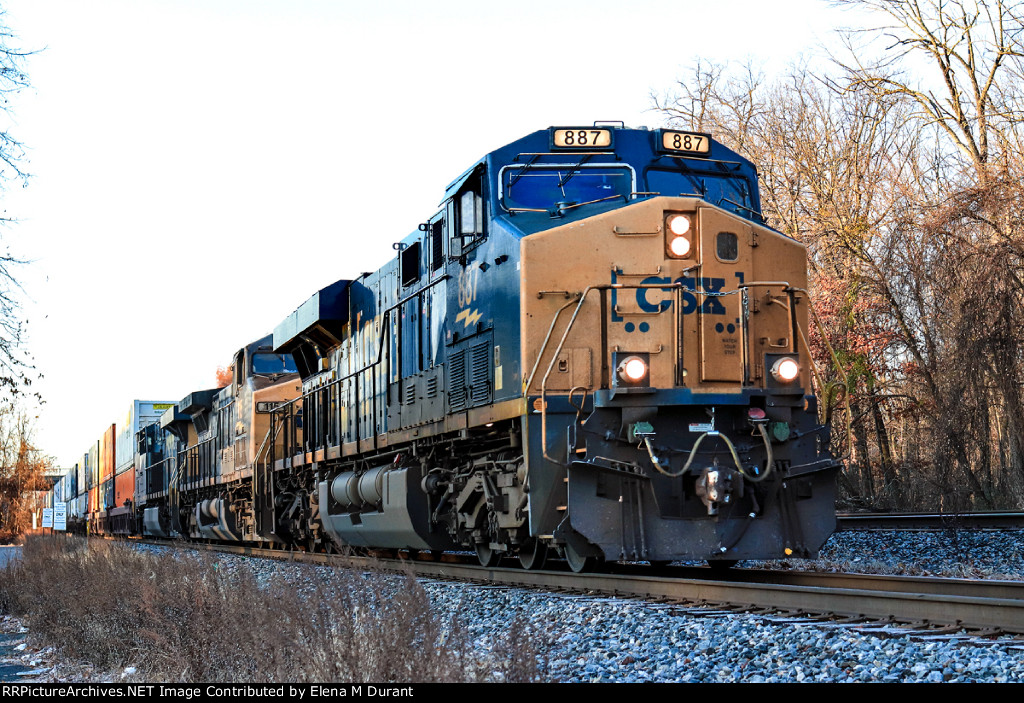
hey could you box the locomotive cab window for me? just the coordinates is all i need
[401,240,421,286]
[452,170,486,258]
[252,352,298,375]
[716,232,738,261]
[501,164,633,212]
[646,168,755,219]
[232,352,244,391]
[430,219,444,272]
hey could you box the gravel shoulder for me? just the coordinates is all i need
[3,530,1024,683]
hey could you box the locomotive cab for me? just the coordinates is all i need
[173,335,301,542]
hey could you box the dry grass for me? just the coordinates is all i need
[0,536,542,682]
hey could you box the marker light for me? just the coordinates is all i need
[669,235,691,257]
[668,215,691,235]
[665,213,694,259]
[617,356,649,383]
[771,357,800,383]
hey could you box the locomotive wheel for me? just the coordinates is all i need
[563,542,597,573]
[518,538,548,570]
[475,542,502,567]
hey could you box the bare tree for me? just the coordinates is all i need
[833,0,1024,179]
[653,1,1024,511]
[831,0,1024,508]
[0,8,35,401]
[0,405,51,540]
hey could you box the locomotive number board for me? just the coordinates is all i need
[551,128,613,149]
[658,129,712,156]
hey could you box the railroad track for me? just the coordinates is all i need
[170,540,1024,639]
[837,511,1024,531]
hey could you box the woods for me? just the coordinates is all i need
[653,0,1024,510]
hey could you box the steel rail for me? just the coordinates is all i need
[177,541,1024,636]
[837,511,1024,531]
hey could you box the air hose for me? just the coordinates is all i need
[642,423,775,483]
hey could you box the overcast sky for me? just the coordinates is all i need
[0,0,869,466]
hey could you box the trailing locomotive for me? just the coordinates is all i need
[60,125,841,572]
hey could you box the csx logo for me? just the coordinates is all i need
[611,273,732,322]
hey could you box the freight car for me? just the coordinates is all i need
[57,125,840,572]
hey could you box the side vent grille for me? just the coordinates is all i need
[426,376,439,399]
[448,349,467,411]
[404,382,417,406]
[469,341,490,405]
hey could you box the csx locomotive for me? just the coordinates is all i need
[56,125,840,571]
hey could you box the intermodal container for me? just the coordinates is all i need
[90,441,100,489]
[75,459,86,497]
[117,400,175,475]
[100,424,116,483]
[114,469,134,510]
[100,476,114,510]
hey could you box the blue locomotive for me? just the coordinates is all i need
[73,125,839,572]
[261,125,840,570]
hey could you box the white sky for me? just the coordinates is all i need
[0,0,869,466]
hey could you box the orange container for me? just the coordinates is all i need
[100,424,116,483]
[114,469,135,510]
[88,485,98,513]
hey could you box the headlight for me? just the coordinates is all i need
[617,356,649,384]
[770,357,800,383]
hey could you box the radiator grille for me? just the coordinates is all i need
[448,349,467,411]
[469,341,490,405]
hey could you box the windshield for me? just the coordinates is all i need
[646,168,756,218]
[502,165,632,211]
[252,353,298,375]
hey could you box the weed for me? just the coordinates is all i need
[0,536,540,682]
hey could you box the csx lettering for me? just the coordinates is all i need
[637,276,673,313]
[699,277,726,314]
[635,276,727,315]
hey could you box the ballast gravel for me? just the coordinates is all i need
[411,528,1024,682]
[203,530,1024,683]
[6,530,1024,683]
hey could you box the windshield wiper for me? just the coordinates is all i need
[718,196,763,221]
[557,153,593,188]
[508,153,541,189]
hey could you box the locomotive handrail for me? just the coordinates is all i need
[554,194,628,212]
[523,295,581,394]
[532,277,769,467]
[739,281,852,452]
[536,282,686,464]
[789,286,854,458]
[253,423,277,495]
[271,274,452,461]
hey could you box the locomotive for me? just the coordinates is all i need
[58,125,840,571]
